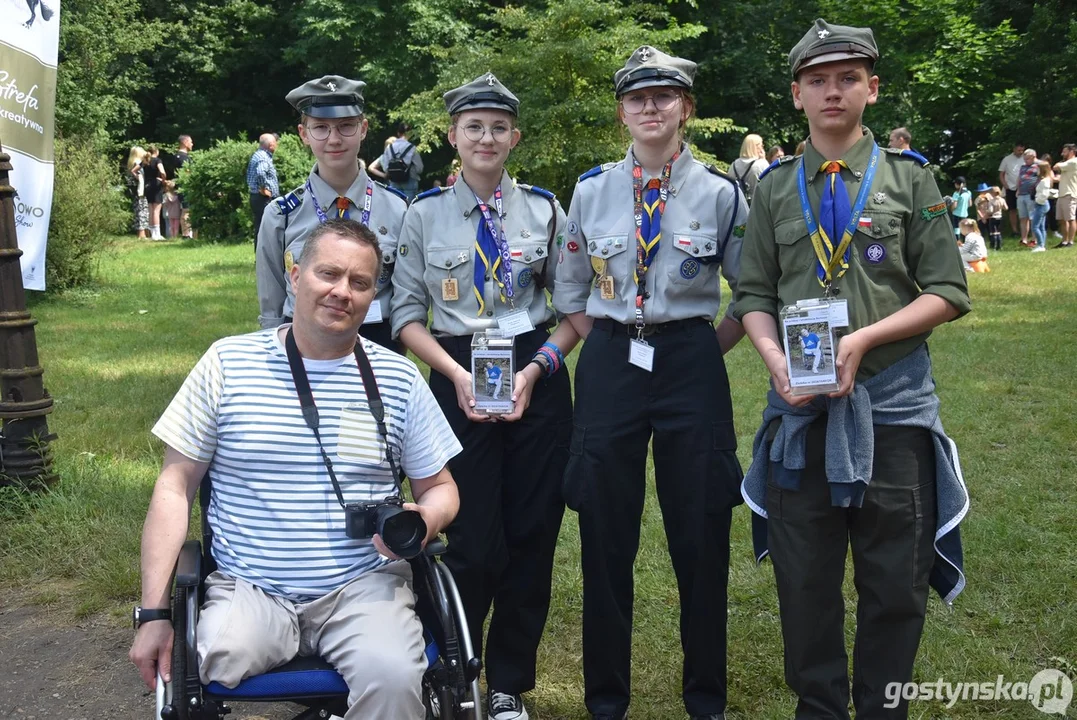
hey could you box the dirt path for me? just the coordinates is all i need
[0,594,295,719]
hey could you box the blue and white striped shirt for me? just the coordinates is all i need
[152,328,461,601]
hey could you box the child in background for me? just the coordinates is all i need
[949,176,972,237]
[162,180,182,239]
[975,182,992,229]
[958,218,990,272]
[987,186,1007,250]
[1031,161,1052,252]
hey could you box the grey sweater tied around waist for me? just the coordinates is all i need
[742,343,969,603]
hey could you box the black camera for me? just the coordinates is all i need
[344,496,427,559]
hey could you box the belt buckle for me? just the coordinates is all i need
[636,324,659,337]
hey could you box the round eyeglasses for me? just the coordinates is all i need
[619,91,681,115]
[458,122,513,143]
[306,120,361,141]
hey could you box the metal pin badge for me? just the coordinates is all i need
[690,220,700,230]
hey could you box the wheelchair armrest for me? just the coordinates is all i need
[176,539,202,588]
[424,537,447,557]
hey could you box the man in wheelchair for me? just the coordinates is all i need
[129,220,463,719]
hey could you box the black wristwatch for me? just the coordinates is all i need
[133,606,172,629]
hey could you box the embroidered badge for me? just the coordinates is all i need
[567,241,580,253]
[733,224,746,238]
[817,28,831,39]
[568,221,579,236]
[865,243,887,263]
[920,202,948,221]
[680,258,700,279]
[556,233,565,247]
[518,268,533,288]
[558,249,565,264]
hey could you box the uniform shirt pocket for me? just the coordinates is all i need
[668,232,720,285]
[586,235,631,297]
[336,403,386,465]
[852,211,906,275]
[424,246,472,300]
[508,241,551,292]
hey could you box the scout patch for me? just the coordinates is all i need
[920,201,948,221]
[284,250,295,272]
[567,241,580,253]
[568,221,579,236]
[680,258,700,279]
[864,243,887,263]
[556,233,565,247]
[518,268,534,288]
[733,224,746,238]
[399,244,409,256]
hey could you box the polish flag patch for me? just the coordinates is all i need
[858,217,872,228]
[676,236,693,246]
[510,249,523,258]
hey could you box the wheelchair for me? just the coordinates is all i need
[155,474,483,720]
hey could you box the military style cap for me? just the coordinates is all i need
[285,75,366,118]
[443,72,520,116]
[789,19,879,78]
[613,46,696,96]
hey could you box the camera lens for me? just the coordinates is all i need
[376,505,427,559]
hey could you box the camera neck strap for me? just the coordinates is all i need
[284,328,405,509]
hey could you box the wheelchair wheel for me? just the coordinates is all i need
[166,585,190,720]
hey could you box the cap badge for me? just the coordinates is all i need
[639,47,651,62]
[817,28,831,39]
[486,73,496,86]
[326,81,337,92]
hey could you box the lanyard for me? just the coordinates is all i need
[284,329,405,508]
[796,142,880,294]
[307,178,374,226]
[632,146,679,332]
[474,185,515,306]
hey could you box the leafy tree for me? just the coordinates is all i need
[395,0,737,198]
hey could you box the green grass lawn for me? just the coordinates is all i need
[2,236,1075,718]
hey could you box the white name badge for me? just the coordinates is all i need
[496,308,535,337]
[363,298,384,324]
[828,299,849,327]
[628,338,654,372]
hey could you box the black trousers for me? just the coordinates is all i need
[766,417,937,720]
[429,326,571,693]
[564,319,743,717]
[250,193,270,249]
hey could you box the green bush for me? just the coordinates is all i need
[45,137,126,291]
[180,134,312,243]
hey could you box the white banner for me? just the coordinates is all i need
[0,0,60,291]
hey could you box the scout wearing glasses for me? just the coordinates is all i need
[389,73,579,720]
[256,75,408,351]
[734,19,971,720]
[552,46,748,720]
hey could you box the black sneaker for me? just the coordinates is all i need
[488,689,528,720]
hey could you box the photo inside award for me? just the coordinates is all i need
[471,330,514,415]
[781,303,839,395]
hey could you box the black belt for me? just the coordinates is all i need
[592,317,709,337]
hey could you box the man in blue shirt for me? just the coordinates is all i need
[800,328,822,373]
[485,362,504,400]
[247,133,280,249]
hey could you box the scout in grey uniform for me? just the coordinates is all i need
[390,73,579,720]
[551,47,748,720]
[735,20,971,720]
[256,75,408,351]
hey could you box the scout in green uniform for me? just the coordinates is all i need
[256,75,407,351]
[390,72,579,720]
[734,19,972,720]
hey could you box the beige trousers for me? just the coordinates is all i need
[196,562,426,719]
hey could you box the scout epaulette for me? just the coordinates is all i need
[758,155,798,181]
[378,182,409,203]
[518,183,555,200]
[275,186,305,215]
[705,163,737,186]
[413,186,450,203]
[884,147,930,167]
[578,162,617,182]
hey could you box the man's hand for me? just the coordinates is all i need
[451,365,493,422]
[500,362,543,422]
[260,187,272,198]
[829,330,870,397]
[129,621,174,691]
[762,347,814,407]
